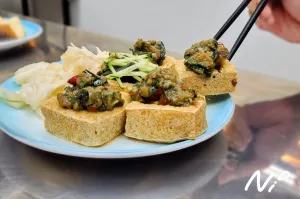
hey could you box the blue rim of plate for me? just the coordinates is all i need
[0,77,235,158]
[21,19,43,39]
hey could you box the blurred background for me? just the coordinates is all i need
[1,0,300,82]
[1,1,300,198]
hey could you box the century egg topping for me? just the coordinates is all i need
[184,39,229,77]
[57,70,124,112]
[131,38,166,65]
[130,67,197,107]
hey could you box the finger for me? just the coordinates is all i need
[223,107,253,152]
[256,19,268,30]
[244,99,294,129]
[231,126,252,152]
[254,123,295,162]
[223,122,244,151]
[224,159,238,171]
[237,159,272,178]
[235,109,253,147]
[282,0,300,23]
[248,1,275,24]
[259,3,272,19]
[218,158,270,184]
[260,4,275,24]
[218,167,236,185]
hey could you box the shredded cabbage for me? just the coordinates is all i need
[0,44,109,118]
[0,88,27,109]
[61,43,109,74]
[14,62,49,85]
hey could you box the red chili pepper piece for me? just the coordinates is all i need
[68,75,79,86]
[149,88,164,102]
[87,107,98,112]
[158,96,168,105]
[180,84,187,90]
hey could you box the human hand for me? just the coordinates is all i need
[218,96,299,184]
[249,0,300,43]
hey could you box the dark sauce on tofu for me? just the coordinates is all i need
[130,67,197,107]
[57,71,124,112]
[184,39,229,77]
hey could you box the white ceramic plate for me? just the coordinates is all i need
[0,77,235,158]
[0,19,43,51]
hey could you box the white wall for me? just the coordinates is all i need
[0,0,22,14]
[71,0,300,82]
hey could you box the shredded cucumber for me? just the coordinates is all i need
[104,53,159,88]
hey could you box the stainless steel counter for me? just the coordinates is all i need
[1,10,300,199]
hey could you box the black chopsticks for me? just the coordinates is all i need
[214,0,268,60]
